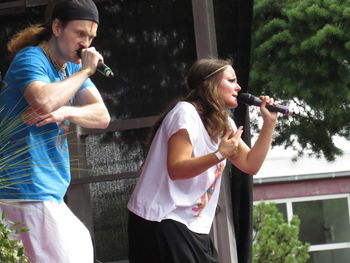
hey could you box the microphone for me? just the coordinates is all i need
[76,49,114,78]
[237,93,293,115]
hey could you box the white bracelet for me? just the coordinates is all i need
[215,150,225,161]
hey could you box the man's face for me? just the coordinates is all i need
[53,19,98,64]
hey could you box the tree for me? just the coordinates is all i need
[250,0,350,161]
[253,202,310,263]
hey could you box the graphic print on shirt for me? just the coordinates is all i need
[56,119,70,153]
[192,161,225,217]
[56,100,72,153]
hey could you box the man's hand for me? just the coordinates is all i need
[22,106,68,127]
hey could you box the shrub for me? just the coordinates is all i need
[0,211,29,263]
[253,201,310,263]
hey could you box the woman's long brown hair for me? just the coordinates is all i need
[148,58,233,145]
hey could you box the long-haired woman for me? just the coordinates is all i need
[127,58,278,263]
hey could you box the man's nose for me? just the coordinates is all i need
[80,37,91,48]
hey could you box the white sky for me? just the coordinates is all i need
[246,107,350,178]
[256,136,350,178]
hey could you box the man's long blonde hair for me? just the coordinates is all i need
[6,24,53,60]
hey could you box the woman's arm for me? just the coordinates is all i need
[230,96,277,175]
[167,126,243,180]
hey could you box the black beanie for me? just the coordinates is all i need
[51,0,99,24]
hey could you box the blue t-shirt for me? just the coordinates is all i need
[0,46,94,202]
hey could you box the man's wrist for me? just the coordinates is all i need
[79,67,92,77]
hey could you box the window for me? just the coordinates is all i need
[259,194,350,263]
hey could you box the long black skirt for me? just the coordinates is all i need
[128,211,219,263]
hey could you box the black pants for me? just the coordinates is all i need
[128,211,219,263]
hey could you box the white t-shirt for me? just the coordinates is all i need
[127,101,236,234]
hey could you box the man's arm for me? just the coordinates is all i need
[67,85,110,129]
[24,85,110,129]
[23,46,102,115]
[23,68,92,115]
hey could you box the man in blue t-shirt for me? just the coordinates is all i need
[0,0,110,262]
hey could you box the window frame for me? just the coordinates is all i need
[254,193,350,254]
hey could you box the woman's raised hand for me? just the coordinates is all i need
[218,126,244,159]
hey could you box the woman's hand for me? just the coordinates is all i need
[167,128,242,180]
[259,96,278,124]
[218,126,244,159]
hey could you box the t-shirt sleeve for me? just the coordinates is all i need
[68,63,95,92]
[162,102,200,146]
[10,48,51,93]
[10,47,95,94]
[80,77,94,91]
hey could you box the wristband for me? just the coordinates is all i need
[215,150,225,161]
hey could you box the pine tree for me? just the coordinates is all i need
[250,0,350,161]
[253,202,310,263]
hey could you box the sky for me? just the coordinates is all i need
[245,106,350,179]
[256,136,350,178]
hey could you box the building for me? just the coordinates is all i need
[254,138,350,263]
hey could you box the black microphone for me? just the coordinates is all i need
[76,49,114,78]
[237,93,293,115]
